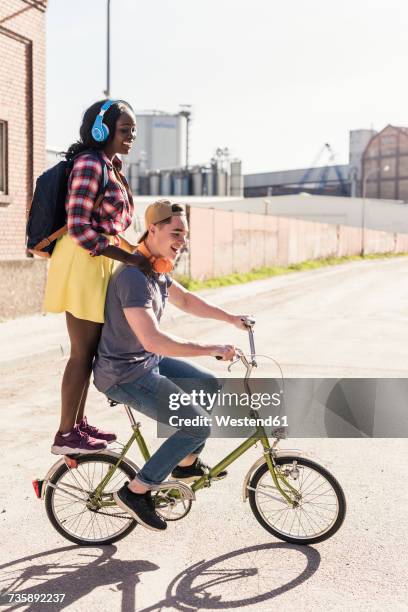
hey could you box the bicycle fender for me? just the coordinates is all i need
[242,450,304,502]
[40,451,142,500]
[41,458,66,499]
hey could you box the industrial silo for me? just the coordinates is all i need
[160,171,172,195]
[216,170,228,196]
[203,167,215,196]
[173,171,182,196]
[349,129,376,196]
[230,160,243,197]
[123,162,139,195]
[191,166,203,196]
[173,171,188,196]
[149,172,161,196]
[126,111,186,172]
[138,174,150,196]
[181,171,190,195]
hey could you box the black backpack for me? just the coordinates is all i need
[26,150,109,257]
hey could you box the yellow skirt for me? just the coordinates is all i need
[43,234,115,323]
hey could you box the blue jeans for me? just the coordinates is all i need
[106,357,220,486]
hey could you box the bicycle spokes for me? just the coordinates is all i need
[248,457,345,544]
[46,455,137,545]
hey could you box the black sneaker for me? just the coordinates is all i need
[113,483,167,532]
[171,458,227,483]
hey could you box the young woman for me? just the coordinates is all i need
[44,99,140,455]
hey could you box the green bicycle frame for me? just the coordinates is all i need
[92,412,150,503]
[90,418,296,508]
[89,324,298,507]
[191,424,297,504]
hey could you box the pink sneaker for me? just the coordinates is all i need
[78,416,117,443]
[51,425,107,455]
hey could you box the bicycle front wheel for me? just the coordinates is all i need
[45,453,137,546]
[248,456,346,545]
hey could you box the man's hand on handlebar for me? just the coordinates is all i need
[229,314,255,331]
[210,344,236,361]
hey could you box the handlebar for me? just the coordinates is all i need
[215,317,257,369]
[243,316,256,327]
[213,317,286,406]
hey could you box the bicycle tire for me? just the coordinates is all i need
[248,456,346,545]
[45,453,137,546]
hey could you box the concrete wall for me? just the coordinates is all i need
[2,205,408,319]
[151,193,408,236]
[0,259,47,320]
[187,206,408,280]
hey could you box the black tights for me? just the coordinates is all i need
[59,312,102,433]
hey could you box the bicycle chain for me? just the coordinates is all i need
[88,508,131,520]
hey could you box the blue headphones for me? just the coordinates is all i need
[91,100,117,142]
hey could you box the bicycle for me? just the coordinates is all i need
[32,320,346,546]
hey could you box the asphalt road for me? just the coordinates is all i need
[1,258,408,611]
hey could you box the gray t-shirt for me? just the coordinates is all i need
[93,264,172,392]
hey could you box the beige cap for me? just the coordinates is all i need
[138,199,186,242]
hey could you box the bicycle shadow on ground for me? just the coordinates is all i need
[0,544,158,611]
[138,542,321,611]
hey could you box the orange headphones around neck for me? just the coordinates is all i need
[136,241,174,273]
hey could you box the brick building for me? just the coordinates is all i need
[362,125,408,202]
[0,0,47,318]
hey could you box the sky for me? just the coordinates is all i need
[47,0,408,174]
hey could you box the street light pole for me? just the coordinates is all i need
[105,0,111,98]
[361,164,390,256]
[179,105,192,169]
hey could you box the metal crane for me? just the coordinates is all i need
[299,143,348,195]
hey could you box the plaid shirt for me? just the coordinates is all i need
[66,151,134,256]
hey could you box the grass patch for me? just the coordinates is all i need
[175,252,408,291]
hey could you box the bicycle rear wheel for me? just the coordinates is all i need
[45,453,137,546]
[248,456,346,545]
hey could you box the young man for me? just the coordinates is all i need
[93,199,252,532]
